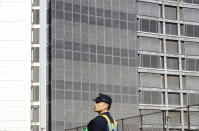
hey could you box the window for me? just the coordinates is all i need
[181,8,199,22]
[32,66,39,82]
[140,91,162,104]
[167,75,180,89]
[32,47,39,62]
[183,93,199,106]
[185,58,199,71]
[168,93,180,105]
[32,28,39,44]
[166,23,177,35]
[141,54,164,69]
[182,41,199,55]
[166,40,178,54]
[32,0,39,6]
[140,19,162,33]
[140,73,164,88]
[167,57,179,70]
[183,0,199,4]
[139,37,163,52]
[181,24,199,37]
[168,111,181,125]
[31,86,39,101]
[165,6,177,20]
[139,2,161,17]
[31,106,39,122]
[32,10,40,24]
[184,76,199,90]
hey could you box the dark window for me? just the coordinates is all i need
[105,56,112,65]
[97,17,104,26]
[81,6,88,14]
[73,4,80,13]
[73,52,81,60]
[73,14,80,22]
[89,7,95,16]
[105,10,111,18]
[166,23,177,35]
[113,57,120,66]
[97,46,104,54]
[120,21,127,29]
[165,6,177,20]
[141,19,149,32]
[65,41,72,50]
[121,49,128,57]
[65,51,72,59]
[97,55,104,64]
[120,12,127,21]
[73,42,80,51]
[56,1,63,10]
[105,19,112,27]
[97,8,103,17]
[105,47,112,55]
[65,2,72,12]
[81,44,89,52]
[113,20,119,28]
[82,53,89,61]
[56,10,63,19]
[90,54,96,63]
[112,11,119,19]
[65,12,72,20]
[113,48,120,56]
[32,10,39,24]
[89,16,96,25]
[167,57,179,70]
[90,45,96,53]
[81,15,88,23]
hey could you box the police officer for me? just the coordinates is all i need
[87,93,117,131]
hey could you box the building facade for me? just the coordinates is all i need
[1,0,199,131]
[50,0,199,130]
[51,0,138,130]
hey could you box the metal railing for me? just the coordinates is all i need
[65,104,199,131]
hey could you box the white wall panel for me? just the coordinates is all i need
[0,0,31,131]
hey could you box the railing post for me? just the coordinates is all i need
[162,110,166,131]
[187,106,190,131]
[139,109,143,131]
[122,119,124,131]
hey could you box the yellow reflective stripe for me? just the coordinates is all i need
[101,115,117,131]
[114,120,117,125]
[101,115,111,125]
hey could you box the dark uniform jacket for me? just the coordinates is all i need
[87,112,114,131]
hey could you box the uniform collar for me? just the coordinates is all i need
[100,112,109,116]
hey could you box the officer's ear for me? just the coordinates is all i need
[103,102,109,110]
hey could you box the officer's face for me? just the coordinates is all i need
[94,101,108,114]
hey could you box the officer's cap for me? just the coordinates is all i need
[93,93,112,105]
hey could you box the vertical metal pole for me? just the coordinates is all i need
[122,119,124,131]
[140,110,143,131]
[187,106,190,131]
[162,110,165,131]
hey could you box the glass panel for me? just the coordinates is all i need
[32,28,39,44]
[32,10,40,24]
[166,40,178,54]
[168,93,180,105]
[139,2,160,17]
[165,6,177,20]
[32,47,40,62]
[167,75,180,89]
